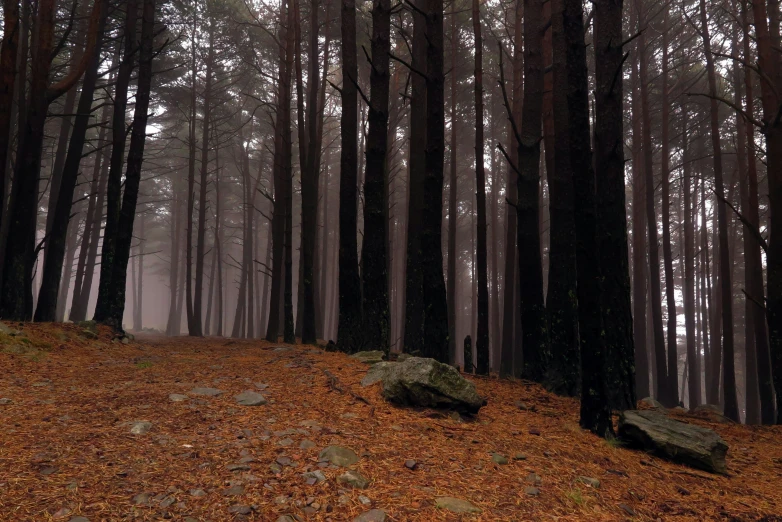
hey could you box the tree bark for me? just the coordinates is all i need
[0,0,20,236]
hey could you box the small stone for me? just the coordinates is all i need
[619,504,637,516]
[228,504,252,515]
[68,518,90,522]
[353,509,387,522]
[169,394,188,402]
[133,492,153,505]
[435,497,482,514]
[529,427,541,436]
[640,397,666,409]
[227,464,251,472]
[79,329,98,340]
[404,459,418,470]
[358,495,372,505]
[276,516,296,522]
[0,398,12,405]
[190,489,207,497]
[350,350,386,364]
[222,485,245,496]
[275,456,292,466]
[525,473,542,486]
[338,470,370,489]
[235,391,267,406]
[301,470,326,484]
[184,518,199,522]
[491,453,508,465]
[159,496,175,508]
[53,507,71,518]
[129,421,153,435]
[577,476,600,489]
[524,487,540,496]
[277,437,294,447]
[318,446,359,467]
[515,401,536,412]
[299,439,316,450]
[269,462,282,474]
[513,454,527,461]
[190,387,224,397]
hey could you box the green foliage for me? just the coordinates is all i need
[136,361,154,369]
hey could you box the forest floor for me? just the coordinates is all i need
[0,323,780,522]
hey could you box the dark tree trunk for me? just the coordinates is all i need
[515,0,547,381]
[282,0,296,344]
[95,0,155,329]
[0,0,20,235]
[56,208,81,322]
[499,1,522,378]
[638,19,670,406]
[35,0,108,322]
[361,0,391,353]
[185,8,197,334]
[94,0,139,323]
[403,0,427,355]
[698,0,738,422]
[418,0,449,362]
[546,0,579,395]
[659,7,678,405]
[750,0,781,424]
[447,10,458,365]
[134,215,145,331]
[565,0,612,437]
[681,102,701,409]
[472,0,490,376]
[630,5,649,400]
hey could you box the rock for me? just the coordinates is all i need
[299,439,316,450]
[366,357,485,413]
[277,516,297,522]
[277,438,294,447]
[235,391,267,406]
[524,487,540,496]
[361,362,397,387]
[577,476,600,488]
[318,446,359,467]
[273,346,293,352]
[338,470,370,489]
[0,321,10,334]
[68,518,89,522]
[435,497,482,514]
[515,401,536,412]
[396,353,412,362]
[190,489,207,497]
[129,421,153,435]
[78,320,98,332]
[191,387,224,397]
[353,509,387,522]
[132,492,153,505]
[351,350,386,364]
[689,404,734,423]
[618,504,637,516]
[0,398,12,405]
[513,454,527,461]
[169,394,188,402]
[491,453,508,465]
[525,473,541,486]
[358,495,372,505]
[227,464,251,472]
[404,459,418,470]
[222,485,245,496]
[228,505,252,515]
[302,470,327,484]
[618,409,728,474]
[121,337,130,345]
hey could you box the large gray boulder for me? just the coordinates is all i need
[618,410,728,474]
[363,357,485,414]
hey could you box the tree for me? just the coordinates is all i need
[337,0,362,352]
[472,0,490,376]
[361,0,391,353]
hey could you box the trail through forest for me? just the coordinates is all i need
[0,325,780,521]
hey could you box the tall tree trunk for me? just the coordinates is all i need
[56,208,81,322]
[698,0,738,421]
[472,0,490,376]
[134,215,145,330]
[499,2,523,378]
[546,0,579,395]
[184,8,198,334]
[565,0,612,437]
[638,18,669,405]
[418,0,448,362]
[0,0,21,236]
[659,7,679,405]
[96,0,155,328]
[750,0,782,424]
[447,9,458,366]
[361,0,391,353]
[681,102,700,409]
[35,0,108,321]
[193,17,216,337]
[94,0,138,323]
[490,92,501,370]
[630,5,649,399]
[403,0,428,355]
[515,0,547,381]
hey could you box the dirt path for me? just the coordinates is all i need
[0,324,780,521]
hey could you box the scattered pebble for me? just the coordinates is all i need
[524,486,540,496]
[129,421,153,435]
[404,459,418,470]
[435,497,482,514]
[338,470,370,489]
[235,391,266,406]
[353,509,387,522]
[491,453,508,465]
